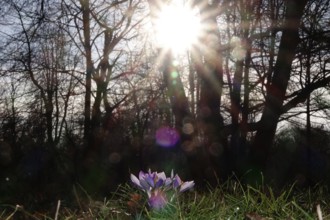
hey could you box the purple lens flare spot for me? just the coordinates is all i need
[155,126,180,147]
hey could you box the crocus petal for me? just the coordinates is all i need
[130,174,142,189]
[145,175,155,187]
[155,178,164,188]
[164,177,172,187]
[154,172,166,188]
[179,181,195,192]
[157,172,167,181]
[139,178,151,191]
[173,174,182,188]
[139,171,146,180]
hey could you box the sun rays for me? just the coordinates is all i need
[153,1,201,55]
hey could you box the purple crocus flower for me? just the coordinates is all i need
[130,170,172,192]
[179,180,195,192]
[130,169,194,210]
[173,174,195,192]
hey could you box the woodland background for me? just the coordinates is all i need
[0,0,329,208]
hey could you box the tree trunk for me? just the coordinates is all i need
[192,4,227,182]
[161,50,191,128]
[251,0,308,172]
[80,0,93,141]
[230,59,244,172]
[147,0,191,130]
[45,92,54,144]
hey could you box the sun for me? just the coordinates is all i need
[154,2,201,54]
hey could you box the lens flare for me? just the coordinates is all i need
[155,126,180,147]
[171,71,178,78]
[230,36,246,60]
[154,2,201,54]
[182,123,194,135]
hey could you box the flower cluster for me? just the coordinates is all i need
[130,170,194,210]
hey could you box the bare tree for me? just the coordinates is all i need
[251,0,309,171]
[1,0,81,145]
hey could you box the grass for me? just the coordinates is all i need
[1,181,329,219]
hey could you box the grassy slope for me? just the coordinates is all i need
[1,181,329,219]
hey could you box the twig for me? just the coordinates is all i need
[5,205,20,220]
[317,204,323,220]
[54,200,61,220]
